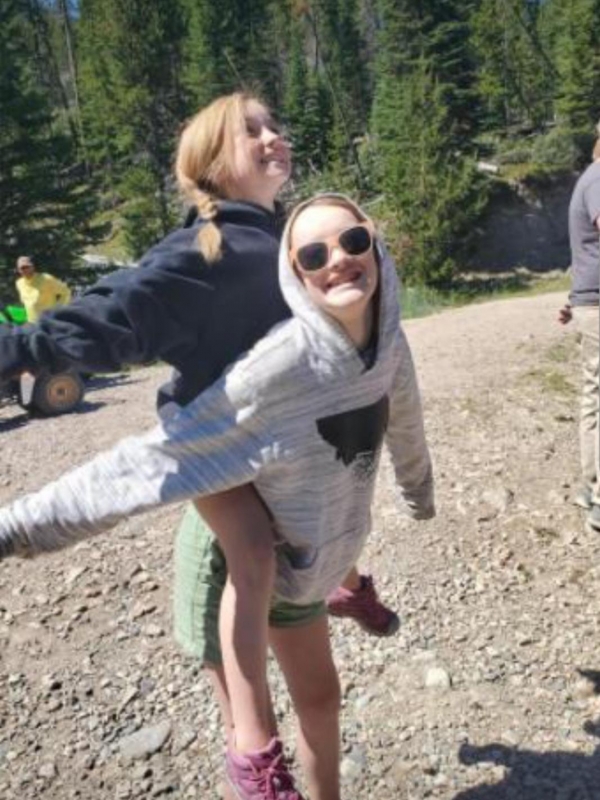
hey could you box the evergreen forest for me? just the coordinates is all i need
[2,0,600,298]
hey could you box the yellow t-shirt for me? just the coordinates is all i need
[16,273,72,323]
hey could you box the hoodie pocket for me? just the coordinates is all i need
[275,532,365,604]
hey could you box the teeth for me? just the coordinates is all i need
[328,273,361,289]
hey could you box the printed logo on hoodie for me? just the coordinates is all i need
[316,396,389,481]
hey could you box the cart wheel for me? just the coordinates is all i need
[31,371,85,416]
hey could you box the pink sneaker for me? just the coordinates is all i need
[225,737,305,800]
[326,574,400,636]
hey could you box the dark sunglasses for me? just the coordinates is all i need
[291,223,374,273]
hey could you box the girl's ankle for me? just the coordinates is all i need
[232,730,276,755]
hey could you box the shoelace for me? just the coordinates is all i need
[250,751,300,800]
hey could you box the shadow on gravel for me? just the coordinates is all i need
[84,372,140,393]
[577,668,600,695]
[455,737,600,799]
[0,412,29,432]
[67,400,107,415]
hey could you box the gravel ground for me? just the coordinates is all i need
[1,290,600,800]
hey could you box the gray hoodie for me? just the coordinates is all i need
[0,195,434,604]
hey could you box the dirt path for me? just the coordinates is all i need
[2,290,600,800]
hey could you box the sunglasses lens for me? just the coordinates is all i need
[340,226,372,256]
[297,242,328,272]
[294,225,372,273]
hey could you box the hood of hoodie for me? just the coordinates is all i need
[278,193,400,367]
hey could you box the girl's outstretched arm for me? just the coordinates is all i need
[0,376,269,558]
[0,244,208,382]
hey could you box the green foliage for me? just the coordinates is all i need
[283,18,333,175]
[77,0,127,176]
[181,0,282,108]
[401,269,571,320]
[1,0,596,281]
[0,0,103,298]
[522,367,575,396]
[496,141,534,165]
[120,165,175,260]
[376,0,480,147]
[310,0,370,137]
[471,0,555,131]
[530,128,581,171]
[370,2,487,286]
[77,0,187,253]
[550,0,600,136]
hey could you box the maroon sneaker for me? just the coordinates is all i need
[225,737,305,800]
[326,574,400,636]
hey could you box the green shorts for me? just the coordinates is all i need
[173,504,327,666]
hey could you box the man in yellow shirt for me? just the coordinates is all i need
[15,256,72,323]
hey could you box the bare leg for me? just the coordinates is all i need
[207,665,237,800]
[208,664,278,799]
[196,486,275,753]
[208,664,235,748]
[270,616,341,800]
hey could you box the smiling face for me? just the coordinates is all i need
[289,203,379,344]
[225,99,291,209]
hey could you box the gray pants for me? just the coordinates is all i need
[573,306,600,501]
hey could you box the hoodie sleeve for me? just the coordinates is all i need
[385,329,435,520]
[0,238,207,381]
[0,375,271,559]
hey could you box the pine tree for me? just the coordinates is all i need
[283,16,332,175]
[0,0,101,296]
[77,0,132,190]
[181,0,282,110]
[370,0,486,286]
[471,0,556,131]
[77,0,188,256]
[368,0,480,148]
[424,0,481,145]
[310,0,370,135]
[296,0,370,180]
[550,0,600,139]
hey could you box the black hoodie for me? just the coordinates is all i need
[0,201,290,412]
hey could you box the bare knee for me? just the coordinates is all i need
[294,673,341,723]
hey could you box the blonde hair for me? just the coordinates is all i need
[286,193,381,281]
[175,91,264,262]
[594,120,600,160]
[287,194,371,253]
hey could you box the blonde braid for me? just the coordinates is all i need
[178,175,223,263]
[175,92,257,263]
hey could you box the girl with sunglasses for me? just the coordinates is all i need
[0,193,434,800]
[0,92,398,797]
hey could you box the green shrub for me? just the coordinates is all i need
[496,145,533,165]
[531,128,580,171]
